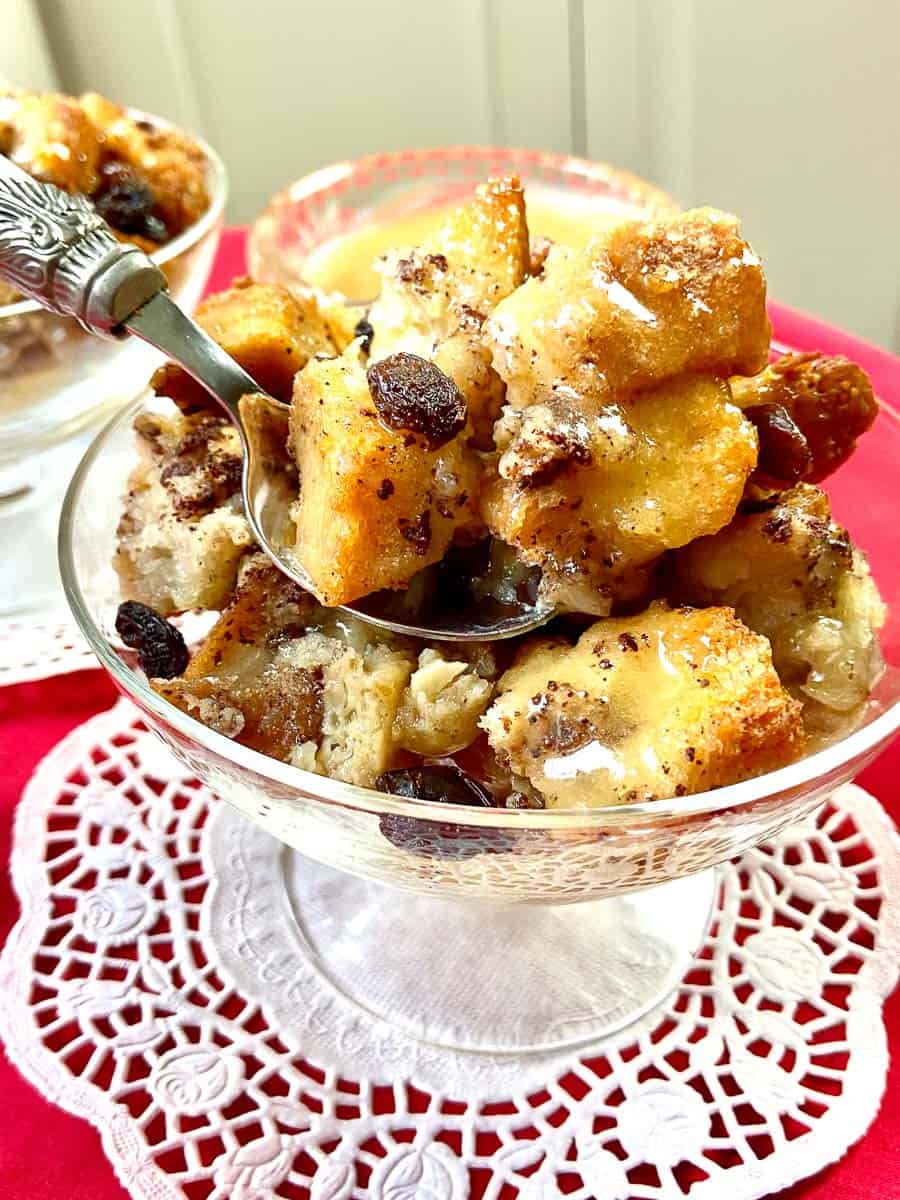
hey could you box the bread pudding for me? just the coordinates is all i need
[1,87,209,250]
[1,86,213,380]
[114,176,885,811]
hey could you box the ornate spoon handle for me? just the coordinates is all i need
[0,155,166,336]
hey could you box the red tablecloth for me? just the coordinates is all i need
[0,230,898,1200]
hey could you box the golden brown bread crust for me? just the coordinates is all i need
[731,352,877,487]
[485,208,771,411]
[288,347,483,605]
[153,280,354,408]
[482,375,758,603]
[481,603,804,808]
[669,484,886,723]
[7,93,102,194]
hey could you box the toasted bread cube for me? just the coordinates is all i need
[156,556,416,783]
[481,603,804,808]
[370,175,530,349]
[669,484,885,723]
[178,280,354,404]
[80,91,207,233]
[483,375,757,602]
[8,93,101,193]
[731,352,877,487]
[368,176,530,444]
[288,348,482,605]
[115,408,252,614]
[152,280,356,411]
[486,208,770,410]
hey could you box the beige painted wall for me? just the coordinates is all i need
[5,0,899,350]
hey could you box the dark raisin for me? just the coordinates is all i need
[618,632,639,652]
[376,478,395,500]
[376,766,504,859]
[367,352,467,449]
[745,402,813,486]
[377,764,493,806]
[115,601,189,679]
[93,161,169,242]
[354,317,375,355]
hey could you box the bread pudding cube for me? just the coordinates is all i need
[154,280,356,408]
[481,603,804,808]
[669,484,885,725]
[368,176,530,444]
[731,352,877,488]
[115,407,252,614]
[156,556,417,785]
[7,92,101,194]
[288,347,482,605]
[370,175,530,350]
[485,208,770,410]
[483,375,757,605]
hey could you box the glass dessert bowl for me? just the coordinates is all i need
[57,152,900,1051]
[60,386,900,1051]
[0,92,226,615]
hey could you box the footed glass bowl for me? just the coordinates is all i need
[59,384,900,1052]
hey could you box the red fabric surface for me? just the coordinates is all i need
[0,228,897,1200]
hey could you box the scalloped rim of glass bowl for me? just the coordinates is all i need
[60,417,900,833]
[0,106,228,322]
[247,144,679,282]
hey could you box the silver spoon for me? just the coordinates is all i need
[0,156,553,640]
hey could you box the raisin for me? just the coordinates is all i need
[93,160,169,242]
[367,352,467,449]
[115,601,189,679]
[759,353,877,483]
[745,402,813,486]
[354,317,375,355]
[376,765,509,859]
[376,764,492,807]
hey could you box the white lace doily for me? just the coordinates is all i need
[0,611,214,687]
[2,698,898,1200]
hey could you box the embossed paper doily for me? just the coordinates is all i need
[1,698,898,1200]
[0,611,215,687]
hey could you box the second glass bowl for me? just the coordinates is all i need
[1,108,226,616]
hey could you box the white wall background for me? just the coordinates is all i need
[5,0,899,351]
